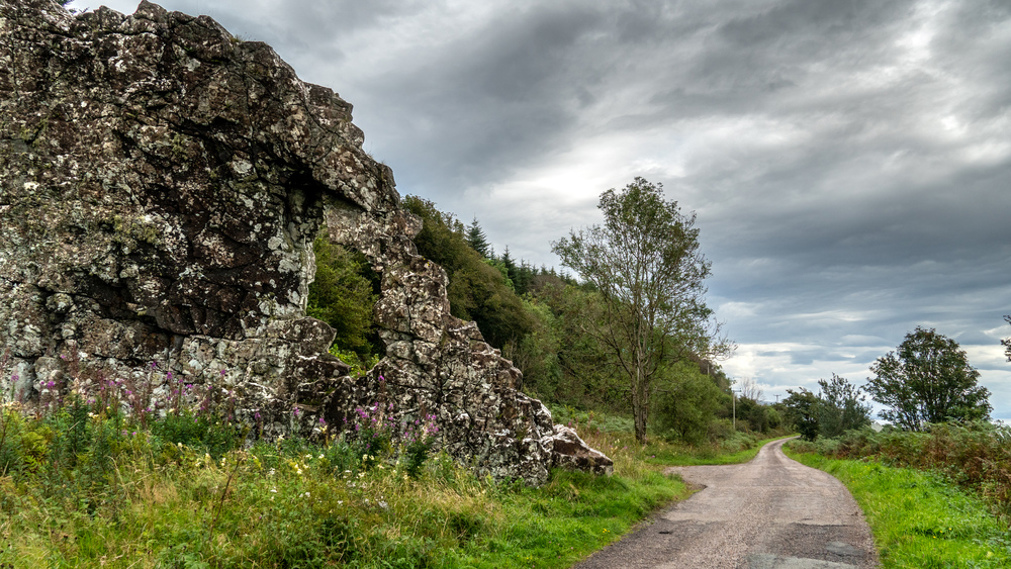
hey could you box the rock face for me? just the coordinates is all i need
[0,0,612,483]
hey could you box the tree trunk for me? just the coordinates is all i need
[632,366,648,443]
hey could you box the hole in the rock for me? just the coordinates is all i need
[306,231,382,376]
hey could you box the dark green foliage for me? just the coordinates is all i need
[867,327,992,430]
[816,374,872,438]
[780,375,869,441]
[466,217,491,258]
[150,410,246,459]
[403,195,533,350]
[511,295,563,397]
[783,388,821,441]
[306,236,380,360]
[403,439,433,480]
[49,396,93,469]
[651,362,730,444]
[735,396,781,434]
[518,279,624,410]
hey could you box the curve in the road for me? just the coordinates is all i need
[574,437,878,569]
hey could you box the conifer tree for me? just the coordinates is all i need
[465,217,491,258]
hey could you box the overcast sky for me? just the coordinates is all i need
[69,0,1011,420]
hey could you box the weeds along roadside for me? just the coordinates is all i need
[0,362,785,568]
[785,448,1011,568]
[788,423,1011,523]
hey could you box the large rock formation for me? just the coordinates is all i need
[0,0,611,483]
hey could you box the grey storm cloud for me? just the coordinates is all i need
[69,0,1011,419]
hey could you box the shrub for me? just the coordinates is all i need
[307,235,381,362]
[805,422,1011,521]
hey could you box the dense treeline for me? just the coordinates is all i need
[309,196,785,444]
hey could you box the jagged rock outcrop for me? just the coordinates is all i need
[0,0,612,483]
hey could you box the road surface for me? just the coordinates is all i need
[574,438,878,569]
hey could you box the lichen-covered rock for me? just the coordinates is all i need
[0,0,612,483]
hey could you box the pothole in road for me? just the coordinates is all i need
[746,553,859,569]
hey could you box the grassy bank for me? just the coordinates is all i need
[786,447,1011,568]
[0,401,775,568]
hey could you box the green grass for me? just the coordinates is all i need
[0,395,784,568]
[0,404,699,568]
[786,446,1011,569]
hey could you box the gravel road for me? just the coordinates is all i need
[574,438,878,569]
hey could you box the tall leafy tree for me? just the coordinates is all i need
[783,388,821,441]
[816,374,872,438]
[866,327,991,431]
[552,177,726,442]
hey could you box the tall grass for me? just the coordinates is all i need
[1,396,760,567]
[790,422,1011,523]
[0,356,782,569]
[787,450,1011,568]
